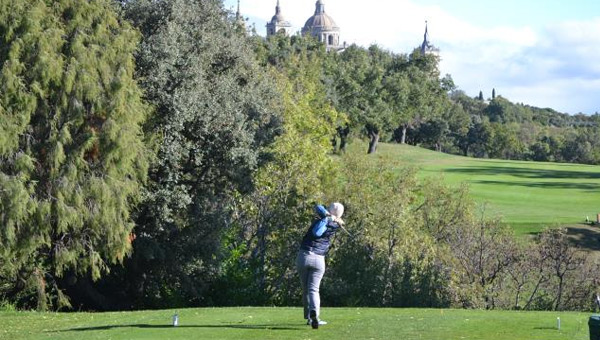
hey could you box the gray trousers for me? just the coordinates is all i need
[296,250,326,319]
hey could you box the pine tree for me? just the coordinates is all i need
[0,0,148,310]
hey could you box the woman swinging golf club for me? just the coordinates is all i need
[296,202,345,329]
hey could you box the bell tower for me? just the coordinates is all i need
[420,21,439,56]
[266,0,292,36]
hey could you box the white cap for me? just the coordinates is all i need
[328,202,344,219]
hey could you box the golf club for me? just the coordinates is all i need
[338,224,354,238]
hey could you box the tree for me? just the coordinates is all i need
[505,228,592,311]
[225,54,341,306]
[334,45,391,153]
[415,118,448,152]
[117,0,280,309]
[529,140,553,161]
[538,228,586,311]
[442,101,471,154]
[329,44,449,154]
[0,0,148,310]
[327,153,444,307]
[257,33,326,69]
[417,180,472,243]
[466,118,493,158]
[484,97,529,124]
[492,88,496,99]
[446,210,517,309]
[396,50,447,145]
[487,123,524,159]
[383,54,411,145]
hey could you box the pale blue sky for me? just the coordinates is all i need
[226,0,600,114]
[415,0,600,28]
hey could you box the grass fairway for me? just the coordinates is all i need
[352,142,600,235]
[1,307,593,340]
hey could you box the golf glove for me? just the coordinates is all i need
[330,215,344,225]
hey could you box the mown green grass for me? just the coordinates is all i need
[1,307,593,340]
[349,142,600,235]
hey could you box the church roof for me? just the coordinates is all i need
[302,0,339,33]
[420,21,439,55]
[270,0,291,27]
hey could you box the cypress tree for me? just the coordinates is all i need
[0,0,148,310]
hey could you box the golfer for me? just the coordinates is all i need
[296,202,344,329]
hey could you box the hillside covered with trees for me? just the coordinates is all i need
[1,0,599,313]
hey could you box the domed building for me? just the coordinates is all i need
[266,0,292,37]
[302,0,341,51]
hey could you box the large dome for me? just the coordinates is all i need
[302,0,339,33]
[303,13,338,31]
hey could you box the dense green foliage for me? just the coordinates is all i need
[205,34,343,306]
[0,0,148,310]
[411,92,600,164]
[1,0,599,314]
[0,307,592,340]
[326,45,450,153]
[107,0,282,310]
[326,154,447,307]
[322,148,600,311]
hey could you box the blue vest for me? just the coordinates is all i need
[300,218,339,256]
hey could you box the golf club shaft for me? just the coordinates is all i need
[339,224,353,238]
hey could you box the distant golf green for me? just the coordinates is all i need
[0,307,591,340]
[346,142,600,235]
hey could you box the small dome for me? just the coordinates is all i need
[266,0,291,35]
[271,13,287,24]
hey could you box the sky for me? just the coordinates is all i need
[224,0,600,114]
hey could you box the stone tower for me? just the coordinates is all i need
[266,0,292,36]
[302,0,340,51]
